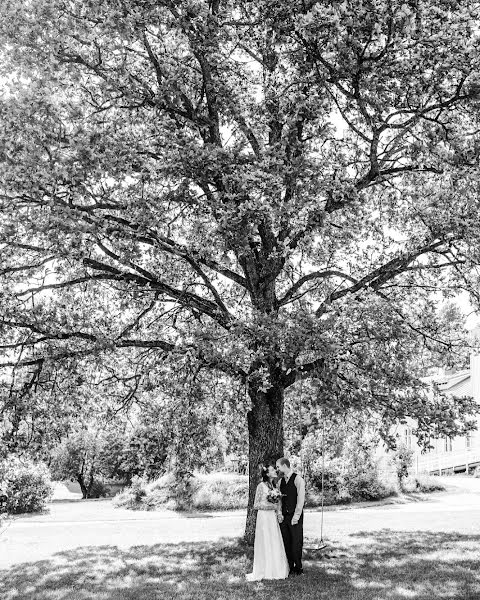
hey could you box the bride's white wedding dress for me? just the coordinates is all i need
[246,482,290,581]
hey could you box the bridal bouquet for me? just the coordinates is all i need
[266,488,283,504]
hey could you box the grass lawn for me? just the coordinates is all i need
[1,530,479,600]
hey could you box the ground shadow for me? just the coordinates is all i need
[1,530,479,599]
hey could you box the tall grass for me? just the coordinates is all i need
[113,469,444,512]
[113,471,248,511]
[401,474,446,493]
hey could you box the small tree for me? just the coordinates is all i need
[392,443,415,490]
[118,424,169,482]
[50,431,108,498]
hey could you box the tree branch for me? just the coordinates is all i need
[316,237,452,315]
[278,270,357,307]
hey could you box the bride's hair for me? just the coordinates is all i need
[260,464,274,484]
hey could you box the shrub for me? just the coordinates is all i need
[170,465,196,510]
[113,475,150,509]
[402,474,446,493]
[192,472,247,510]
[0,479,8,515]
[114,471,248,511]
[308,453,395,503]
[391,444,415,489]
[114,462,402,513]
[89,480,110,498]
[308,457,351,504]
[145,473,178,509]
[343,463,393,501]
[130,475,148,501]
[0,456,53,514]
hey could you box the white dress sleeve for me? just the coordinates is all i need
[253,483,264,510]
[253,483,276,510]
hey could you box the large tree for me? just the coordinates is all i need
[1,0,480,539]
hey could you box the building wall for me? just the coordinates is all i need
[379,355,480,474]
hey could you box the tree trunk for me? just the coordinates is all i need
[77,474,88,499]
[244,379,285,545]
[86,471,95,498]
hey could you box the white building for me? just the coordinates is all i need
[391,354,480,475]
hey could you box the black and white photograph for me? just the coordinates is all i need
[1,1,480,598]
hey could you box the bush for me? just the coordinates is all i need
[391,444,415,489]
[191,472,247,510]
[145,473,178,509]
[114,463,396,512]
[125,473,197,511]
[89,480,110,498]
[113,475,150,509]
[402,474,446,493]
[0,479,8,515]
[308,454,395,504]
[0,456,53,514]
[343,464,393,501]
[114,471,248,511]
[308,457,351,504]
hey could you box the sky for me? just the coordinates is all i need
[455,292,480,331]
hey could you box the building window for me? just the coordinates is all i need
[467,434,473,450]
[444,437,453,452]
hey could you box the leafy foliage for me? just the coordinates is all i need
[307,427,395,503]
[50,430,113,498]
[0,455,53,513]
[402,474,445,493]
[114,471,249,512]
[392,443,415,488]
[117,425,169,482]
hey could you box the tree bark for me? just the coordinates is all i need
[77,471,96,499]
[77,474,88,499]
[86,470,95,498]
[244,378,285,545]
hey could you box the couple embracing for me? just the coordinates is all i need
[247,457,305,581]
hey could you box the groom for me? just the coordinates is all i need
[275,457,305,576]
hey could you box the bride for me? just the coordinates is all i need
[246,464,290,581]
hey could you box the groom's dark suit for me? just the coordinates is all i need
[279,472,304,574]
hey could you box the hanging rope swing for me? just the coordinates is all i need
[297,367,328,552]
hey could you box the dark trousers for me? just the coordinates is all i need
[280,512,303,573]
